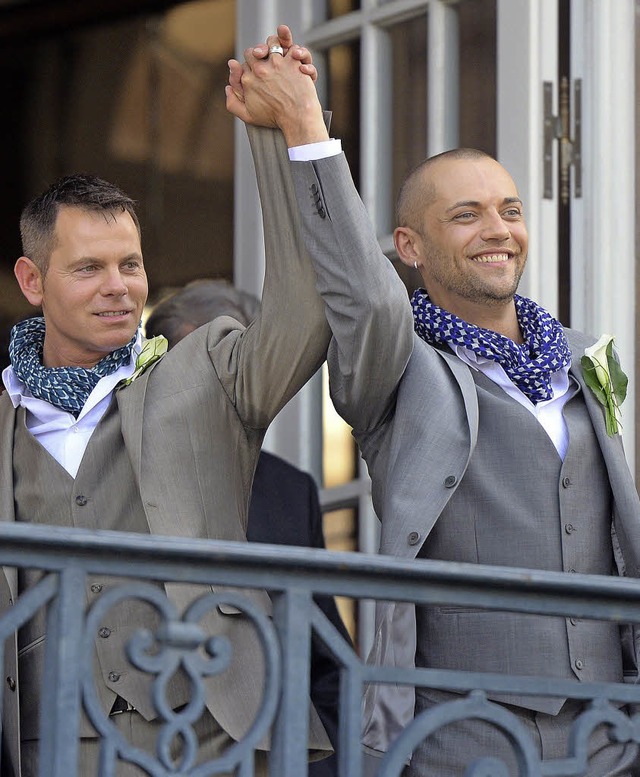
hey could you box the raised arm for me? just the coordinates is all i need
[226,33,413,434]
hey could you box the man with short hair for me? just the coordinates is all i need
[227,35,640,776]
[0,31,331,776]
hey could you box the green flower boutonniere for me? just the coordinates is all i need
[119,335,168,388]
[581,334,628,437]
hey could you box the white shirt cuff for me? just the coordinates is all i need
[288,139,342,161]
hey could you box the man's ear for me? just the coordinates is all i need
[14,257,44,307]
[394,226,423,270]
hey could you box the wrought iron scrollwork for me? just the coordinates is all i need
[81,583,280,775]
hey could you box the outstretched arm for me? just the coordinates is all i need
[212,29,329,429]
[226,27,413,434]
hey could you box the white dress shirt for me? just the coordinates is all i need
[2,331,140,477]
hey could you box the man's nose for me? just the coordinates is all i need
[480,211,510,241]
[101,269,128,295]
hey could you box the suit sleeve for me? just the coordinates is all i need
[289,154,414,434]
[208,126,330,431]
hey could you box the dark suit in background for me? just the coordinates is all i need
[249,451,349,777]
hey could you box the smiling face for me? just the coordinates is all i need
[395,154,528,328]
[14,205,148,368]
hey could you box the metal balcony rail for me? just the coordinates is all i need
[0,521,639,776]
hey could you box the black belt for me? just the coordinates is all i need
[109,695,136,716]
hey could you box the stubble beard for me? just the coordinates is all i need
[425,243,526,310]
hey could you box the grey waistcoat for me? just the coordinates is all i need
[13,400,191,738]
[416,373,622,715]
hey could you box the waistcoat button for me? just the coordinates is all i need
[562,477,572,488]
[90,584,103,594]
[108,672,121,683]
[6,676,16,692]
[564,523,575,534]
[75,495,88,506]
[444,475,457,488]
[408,531,421,546]
[574,659,584,670]
[99,627,111,639]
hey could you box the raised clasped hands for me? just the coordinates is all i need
[225,24,329,147]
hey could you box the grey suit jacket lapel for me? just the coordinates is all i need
[432,343,479,451]
[0,396,18,596]
[114,376,148,489]
[566,331,640,573]
[566,331,626,466]
[0,396,16,526]
[114,361,162,523]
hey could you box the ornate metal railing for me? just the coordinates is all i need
[1,521,640,776]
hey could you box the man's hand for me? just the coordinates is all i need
[226,24,329,147]
[252,25,318,81]
[227,25,316,118]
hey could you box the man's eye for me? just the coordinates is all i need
[453,212,476,221]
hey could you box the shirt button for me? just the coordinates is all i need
[444,475,457,488]
[75,495,88,506]
[408,531,421,546]
[108,672,121,683]
[564,523,575,534]
[575,659,584,670]
[562,476,572,488]
[99,628,111,639]
[90,584,103,594]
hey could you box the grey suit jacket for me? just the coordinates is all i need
[287,150,640,753]
[0,126,331,768]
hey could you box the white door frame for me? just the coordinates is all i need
[570,0,636,470]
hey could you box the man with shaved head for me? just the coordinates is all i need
[227,28,640,776]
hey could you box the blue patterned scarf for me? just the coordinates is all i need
[411,290,571,404]
[9,316,137,417]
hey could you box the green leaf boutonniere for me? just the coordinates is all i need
[119,335,168,388]
[581,334,628,437]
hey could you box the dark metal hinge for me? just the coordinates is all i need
[543,77,582,204]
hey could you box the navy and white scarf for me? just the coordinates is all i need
[9,316,136,417]
[411,290,571,404]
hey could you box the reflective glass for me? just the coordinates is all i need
[458,0,496,154]
[327,0,360,18]
[391,15,428,221]
[326,39,361,189]
[322,509,358,642]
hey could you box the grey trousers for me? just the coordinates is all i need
[21,708,269,777]
[402,689,639,777]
